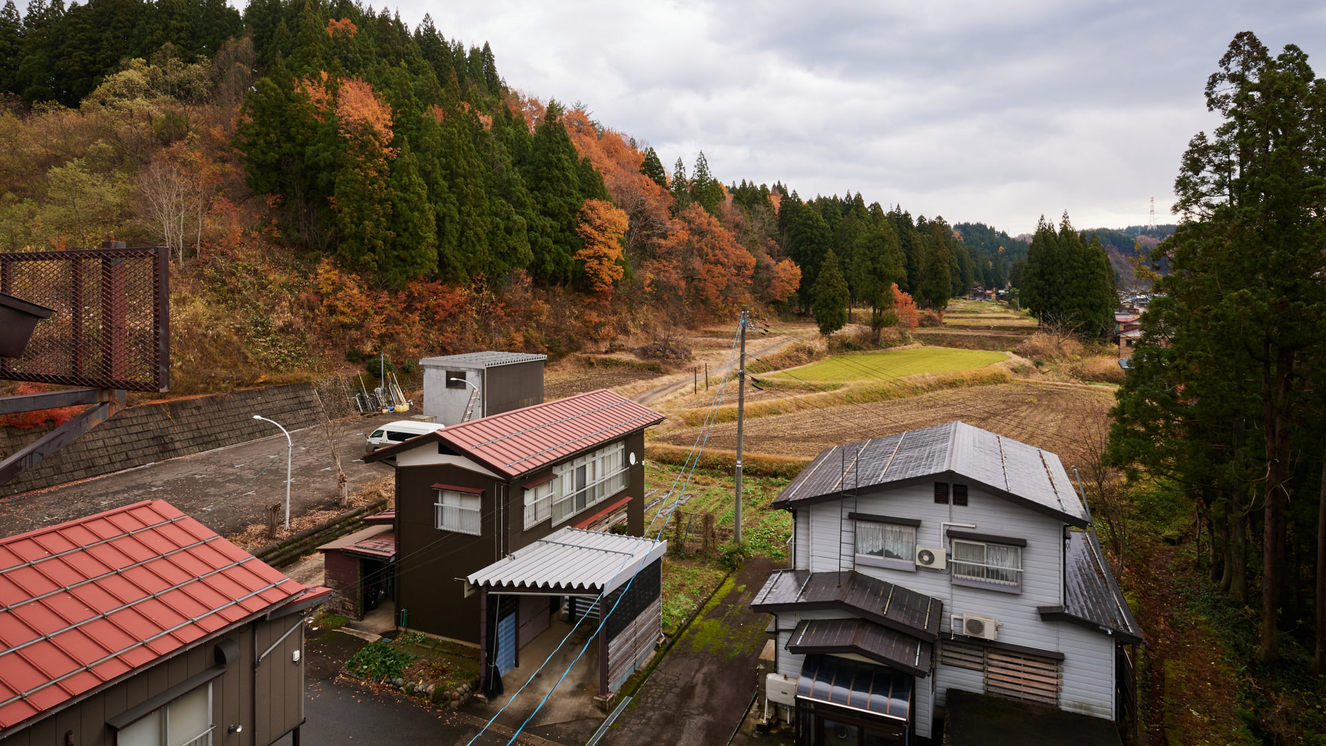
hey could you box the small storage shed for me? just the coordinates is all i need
[318,510,396,620]
[420,351,547,426]
[466,527,666,696]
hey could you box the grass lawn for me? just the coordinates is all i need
[773,346,1007,384]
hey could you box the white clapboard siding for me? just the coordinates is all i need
[831,483,1067,655]
[808,502,849,573]
[794,510,810,570]
[1058,623,1116,719]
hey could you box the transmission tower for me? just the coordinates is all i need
[1147,196,1157,231]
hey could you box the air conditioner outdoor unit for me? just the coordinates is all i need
[915,545,947,570]
[961,613,1000,641]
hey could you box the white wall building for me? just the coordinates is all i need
[752,421,1142,745]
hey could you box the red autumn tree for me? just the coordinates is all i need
[891,283,919,329]
[575,199,629,295]
[765,257,802,304]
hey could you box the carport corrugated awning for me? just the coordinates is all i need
[466,528,666,595]
[797,654,911,723]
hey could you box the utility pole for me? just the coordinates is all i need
[734,310,746,544]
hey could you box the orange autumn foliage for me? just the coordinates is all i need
[326,18,357,37]
[891,283,919,330]
[664,204,755,316]
[766,258,801,304]
[574,199,628,295]
[0,383,81,430]
[335,78,394,151]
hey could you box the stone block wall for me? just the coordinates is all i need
[0,383,331,498]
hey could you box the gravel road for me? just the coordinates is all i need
[0,413,402,539]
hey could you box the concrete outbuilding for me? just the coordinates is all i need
[419,351,547,426]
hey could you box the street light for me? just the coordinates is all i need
[253,415,292,530]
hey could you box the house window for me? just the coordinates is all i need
[445,371,467,388]
[435,489,481,535]
[934,482,949,504]
[855,521,916,571]
[117,683,212,746]
[551,441,630,525]
[524,480,553,529]
[951,539,1022,591]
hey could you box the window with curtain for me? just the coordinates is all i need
[116,683,212,746]
[951,539,1022,590]
[855,521,916,568]
[435,490,481,535]
[523,481,553,529]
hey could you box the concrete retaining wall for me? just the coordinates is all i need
[0,382,334,498]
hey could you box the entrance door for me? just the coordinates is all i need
[496,612,517,674]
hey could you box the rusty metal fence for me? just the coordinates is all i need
[0,246,168,392]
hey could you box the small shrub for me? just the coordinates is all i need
[719,541,749,571]
[1070,356,1125,383]
[747,339,825,374]
[345,639,416,682]
[917,309,944,327]
[1016,331,1083,361]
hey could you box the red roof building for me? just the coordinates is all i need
[362,389,664,660]
[0,500,328,745]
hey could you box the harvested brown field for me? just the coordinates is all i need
[650,381,1115,472]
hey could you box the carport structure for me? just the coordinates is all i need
[466,527,667,697]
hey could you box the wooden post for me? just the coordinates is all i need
[266,503,281,538]
[703,513,715,554]
[704,362,709,389]
[673,509,685,553]
[693,366,697,394]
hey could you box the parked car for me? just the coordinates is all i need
[366,420,440,452]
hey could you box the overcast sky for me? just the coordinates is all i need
[395,2,1322,235]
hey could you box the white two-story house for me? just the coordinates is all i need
[751,421,1142,745]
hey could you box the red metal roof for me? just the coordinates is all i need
[0,500,327,732]
[434,389,664,478]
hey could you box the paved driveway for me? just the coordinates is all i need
[0,413,401,538]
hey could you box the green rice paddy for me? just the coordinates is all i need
[774,346,1007,384]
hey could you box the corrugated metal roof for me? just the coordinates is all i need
[466,527,666,594]
[419,351,547,369]
[1057,531,1143,643]
[751,569,942,641]
[787,618,933,677]
[436,390,664,479]
[797,654,911,723]
[772,421,1088,526]
[0,501,325,732]
[317,525,395,560]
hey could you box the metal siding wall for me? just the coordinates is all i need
[846,484,1068,655]
[775,626,803,679]
[794,510,809,570]
[913,669,932,739]
[486,362,544,415]
[395,465,495,643]
[1057,624,1116,719]
[807,503,844,573]
[0,632,249,746]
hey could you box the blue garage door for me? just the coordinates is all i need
[496,612,517,674]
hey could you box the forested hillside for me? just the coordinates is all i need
[1,0,1073,393]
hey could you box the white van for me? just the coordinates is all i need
[366,420,441,452]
